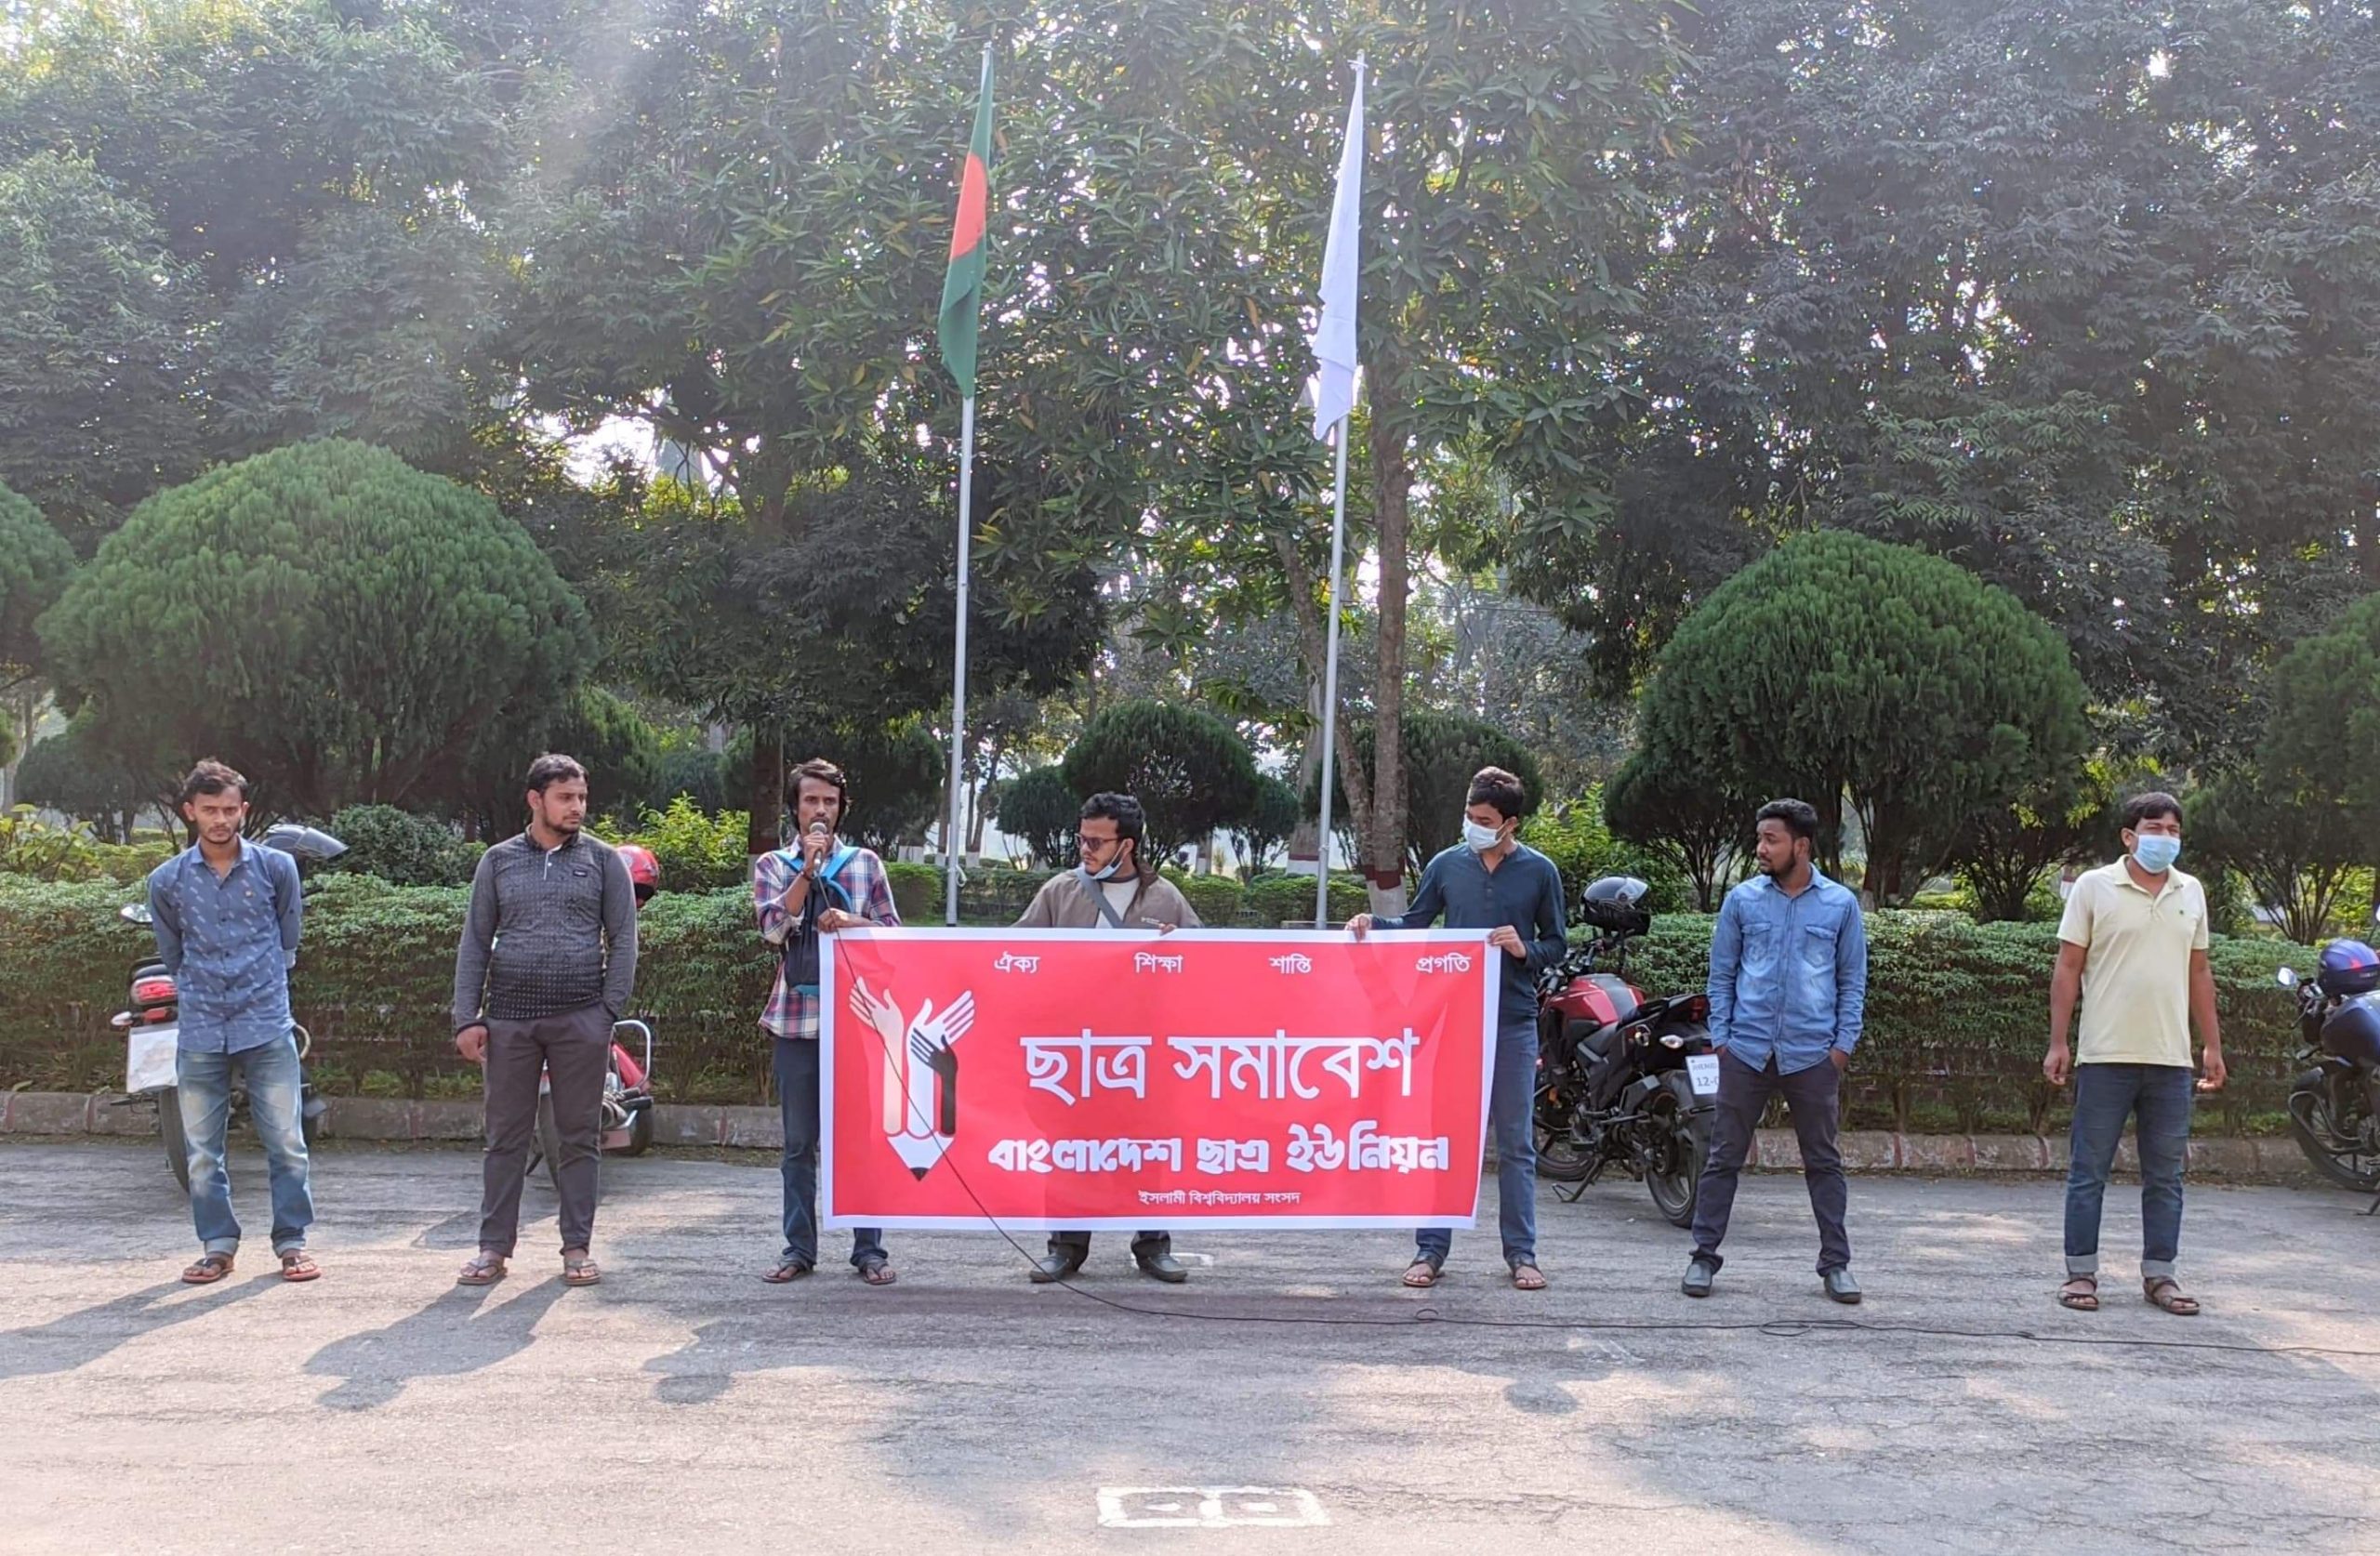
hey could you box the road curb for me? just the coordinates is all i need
[0,1090,2322,1181]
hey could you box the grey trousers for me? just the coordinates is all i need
[479,1003,612,1257]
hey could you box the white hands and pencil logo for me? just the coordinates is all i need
[851,980,974,1178]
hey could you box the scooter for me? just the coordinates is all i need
[113,823,347,1189]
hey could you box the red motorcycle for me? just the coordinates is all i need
[1534,875,1717,1226]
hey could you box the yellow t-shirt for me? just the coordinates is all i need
[2057,860,2209,1067]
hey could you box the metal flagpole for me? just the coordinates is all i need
[1314,415,1351,928]
[944,394,976,926]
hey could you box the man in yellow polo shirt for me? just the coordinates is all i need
[2043,792,2227,1317]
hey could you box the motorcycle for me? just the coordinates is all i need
[2274,918,2380,1211]
[1532,875,1718,1226]
[113,822,348,1190]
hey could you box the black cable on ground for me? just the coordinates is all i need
[852,1001,2380,1363]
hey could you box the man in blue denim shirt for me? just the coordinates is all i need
[145,761,316,1285]
[1683,798,1868,1304]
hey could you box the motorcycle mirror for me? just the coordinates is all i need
[119,902,152,926]
[2276,967,2300,990]
[259,823,349,863]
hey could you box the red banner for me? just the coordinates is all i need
[821,929,1498,1229]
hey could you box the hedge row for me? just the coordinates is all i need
[0,875,2316,1133]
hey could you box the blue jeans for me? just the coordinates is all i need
[1418,1015,1539,1269]
[774,1037,885,1270]
[178,1032,312,1257]
[2065,1062,2192,1279]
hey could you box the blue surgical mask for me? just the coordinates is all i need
[2131,833,2182,874]
[1080,857,1124,883]
[1462,818,1505,852]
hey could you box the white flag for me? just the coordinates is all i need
[1308,59,1365,441]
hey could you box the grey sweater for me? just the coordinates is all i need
[451,831,639,1030]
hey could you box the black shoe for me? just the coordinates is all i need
[1136,1250,1189,1285]
[1028,1254,1083,1285]
[1681,1257,1717,1299]
[1822,1267,1862,1304]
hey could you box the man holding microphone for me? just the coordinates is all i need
[754,758,903,1287]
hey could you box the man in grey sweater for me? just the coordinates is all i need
[451,754,639,1286]
[1015,792,1198,1285]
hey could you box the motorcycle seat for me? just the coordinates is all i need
[1581,1022,1621,1059]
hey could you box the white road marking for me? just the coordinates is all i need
[1097,1486,1328,1528]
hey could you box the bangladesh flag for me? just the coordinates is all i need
[938,50,994,399]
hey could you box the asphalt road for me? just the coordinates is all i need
[6,1139,2378,1555]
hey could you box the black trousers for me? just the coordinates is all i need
[1048,1230,1170,1261]
[479,1003,611,1257]
[1688,1048,1851,1274]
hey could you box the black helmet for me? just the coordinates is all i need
[1579,875,1652,938]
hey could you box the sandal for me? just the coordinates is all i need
[181,1253,234,1286]
[1401,1258,1442,1289]
[2143,1276,2200,1316]
[2056,1275,2099,1312]
[456,1254,508,1287]
[1510,1263,1548,1291]
[858,1259,898,1287]
[761,1257,814,1285]
[562,1254,602,1286]
[279,1251,322,1283]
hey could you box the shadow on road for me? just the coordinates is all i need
[305,1280,568,1410]
[0,1274,276,1381]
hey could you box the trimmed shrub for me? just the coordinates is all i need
[0,877,2312,1135]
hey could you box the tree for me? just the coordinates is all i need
[1062,700,1259,867]
[1318,711,1546,877]
[1954,769,2109,925]
[0,481,74,679]
[322,803,478,888]
[1512,0,2380,768]
[1635,532,2091,906]
[991,764,1079,870]
[1604,743,1749,912]
[41,440,596,816]
[2193,775,2362,947]
[0,0,516,526]
[11,710,171,840]
[2262,594,2380,829]
[1232,775,1303,873]
[0,154,202,534]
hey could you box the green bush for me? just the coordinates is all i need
[0,807,107,881]
[1522,788,1690,914]
[324,804,479,888]
[1242,871,1369,928]
[601,797,750,892]
[0,875,2317,1134]
[1178,873,1246,927]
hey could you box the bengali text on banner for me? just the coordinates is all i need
[820,929,1499,1230]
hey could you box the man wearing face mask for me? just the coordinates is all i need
[2045,792,2226,1317]
[1014,791,1199,1284]
[1348,768,1567,1291]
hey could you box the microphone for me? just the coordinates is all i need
[802,818,831,876]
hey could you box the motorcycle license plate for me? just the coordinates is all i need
[1686,1054,1721,1097]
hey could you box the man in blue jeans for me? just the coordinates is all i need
[2044,791,2226,1317]
[753,758,900,1286]
[1351,766,1567,1291]
[1684,798,1868,1304]
[146,760,317,1285]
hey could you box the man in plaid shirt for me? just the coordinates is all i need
[755,758,901,1286]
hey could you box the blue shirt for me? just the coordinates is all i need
[1385,843,1569,1023]
[1707,870,1868,1075]
[146,839,303,1054]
